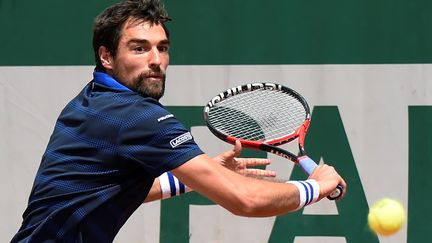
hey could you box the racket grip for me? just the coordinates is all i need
[298,156,317,174]
[298,156,343,200]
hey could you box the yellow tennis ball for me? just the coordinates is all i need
[368,198,406,236]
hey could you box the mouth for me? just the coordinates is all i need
[146,73,164,81]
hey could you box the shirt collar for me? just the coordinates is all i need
[93,71,131,91]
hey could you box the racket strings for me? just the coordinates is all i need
[208,89,307,141]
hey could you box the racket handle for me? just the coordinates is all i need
[298,156,343,200]
[298,156,318,174]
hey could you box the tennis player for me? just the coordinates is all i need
[12,0,346,242]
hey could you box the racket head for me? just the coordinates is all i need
[203,82,311,150]
[204,84,344,200]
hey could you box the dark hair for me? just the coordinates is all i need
[92,0,171,72]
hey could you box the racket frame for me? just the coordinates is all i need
[203,82,342,200]
[203,82,311,164]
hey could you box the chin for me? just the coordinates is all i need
[137,85,165,100]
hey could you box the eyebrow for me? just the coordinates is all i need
[126,38,170,46]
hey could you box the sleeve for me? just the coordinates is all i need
[117,100,204,177]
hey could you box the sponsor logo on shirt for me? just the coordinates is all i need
[170,132,193,148]
[158,114,174,122]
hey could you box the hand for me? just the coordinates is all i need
[213,140,276,178]
[308,164,347,200]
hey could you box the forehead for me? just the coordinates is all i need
[120,18,168,42]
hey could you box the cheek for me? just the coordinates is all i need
[122,55,143,69]
[118,58,143,76]
[161,55,170,70]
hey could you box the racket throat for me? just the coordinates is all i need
[260,144,298,163]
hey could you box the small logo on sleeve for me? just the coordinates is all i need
[170,132,193,148]
[157,114,174,122]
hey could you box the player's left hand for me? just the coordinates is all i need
[213,140,276,178]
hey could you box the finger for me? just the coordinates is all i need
[235,158,271,167]
[338,176,347,199]
[217,140,242,163]
[232,140,242,158]
[242,168,277,178]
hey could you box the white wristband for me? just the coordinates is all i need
[159,172,192,199]
[286,179,320,210]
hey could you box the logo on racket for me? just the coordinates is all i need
[270,149,291,160]
[204,83,282,113]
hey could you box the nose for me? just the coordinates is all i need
[148,47,161,68]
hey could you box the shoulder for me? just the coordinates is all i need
[120,97,177,129]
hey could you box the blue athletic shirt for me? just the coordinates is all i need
[12,72,204,243]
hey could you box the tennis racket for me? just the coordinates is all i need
[203,82,342,200]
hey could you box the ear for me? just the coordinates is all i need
[99,46,113,70]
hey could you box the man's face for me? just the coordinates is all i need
[103,18,170,100]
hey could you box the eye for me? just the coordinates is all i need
[133,46,146,53]
[158,45,169,53]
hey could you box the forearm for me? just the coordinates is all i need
[145,163,317,215]
[143,161,297,215]
[209,160,302,216]
[144,154,342,213]
[144,158,273,203]
[144,141,276,203]
[172,155,312,217]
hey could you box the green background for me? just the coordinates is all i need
[1,0,431,65]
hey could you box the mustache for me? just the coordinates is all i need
[139,69,166,79]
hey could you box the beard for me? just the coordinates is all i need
[133,69,166,100]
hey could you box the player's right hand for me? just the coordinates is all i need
[308,164,347,200]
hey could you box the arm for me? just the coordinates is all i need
[172,154,298,216]
[144,177,162,203]
[172,141,346,217]
[144,146,276,203]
